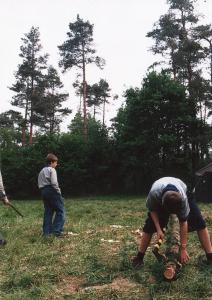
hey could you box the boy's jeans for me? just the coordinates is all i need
[41,186,65,236]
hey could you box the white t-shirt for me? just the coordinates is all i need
[146,177,190,220]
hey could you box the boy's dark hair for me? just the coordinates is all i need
[162,191,182,214]
[46,153,58,165]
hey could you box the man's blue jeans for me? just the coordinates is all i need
[41,186,65,236]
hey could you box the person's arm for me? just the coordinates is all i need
[147,192,164,240]
[179,220,190,264]
[0,171,10,205]
[150,211,165,240]
[50,168,61,194]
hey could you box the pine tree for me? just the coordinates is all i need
[58,15,105,140]
[37,66,71,134]
[86,79,112,125]
[147,0,211,172]
[10,27,48,145]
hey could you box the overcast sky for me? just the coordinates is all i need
[0,0,211,129]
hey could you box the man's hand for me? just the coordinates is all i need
[157,229,165,241]
[150,211,165,241]
[180,248,190,264]
[2,197,10,206]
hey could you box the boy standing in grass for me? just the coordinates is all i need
[0,169,10,245]
[132,177,212,268]
[38,153,65,237]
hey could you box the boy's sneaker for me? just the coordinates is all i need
[131,255,144,269]
[0,239,7,246]
[54,232,68,238]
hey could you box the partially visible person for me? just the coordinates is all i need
[0,170,10,245]
[38,153,65,237]
[132,177,212,269]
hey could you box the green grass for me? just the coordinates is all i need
[0,196,211,299]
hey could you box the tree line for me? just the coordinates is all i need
[1,0,212,198]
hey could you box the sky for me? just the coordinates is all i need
[0,0,211,130]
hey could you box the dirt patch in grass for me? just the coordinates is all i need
[46,276,86,299]
[83,277,144,293]
[100,240,121,255]
[123,212,144,218]
[47,276,146,298]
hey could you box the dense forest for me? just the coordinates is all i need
[1,0,212,198]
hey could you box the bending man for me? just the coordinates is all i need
[132,177,212,268]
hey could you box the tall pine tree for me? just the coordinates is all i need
[147,0,211,172]
[10,27,48,145]
[58,15,105,140]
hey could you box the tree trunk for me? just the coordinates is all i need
[29,80,34,145]
[163,214,182,281]
[103,97,106,126]
[21,123,26,147]
[22,83,30,146]
[187,58,198,176]
[210,41,212,86]
[94,105,96,119]
[82,45,88,141]
[29,119,33,145]
[50,87,55,134]
[79,94,82,114]
[171,47,177,80]
[22,114,27,147]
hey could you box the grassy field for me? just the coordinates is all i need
[0,196,211,300]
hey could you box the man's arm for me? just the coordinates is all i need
[179,220,190,264]
[147,192,165,240]
[150,211,165,240]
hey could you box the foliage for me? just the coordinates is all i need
[0,110,23,147]
[2,71,211,197]
[86,79,111,125]
[112,71,195,192]
[36,65,71,134]
[58,15,105,72]
[1,115,114,197]
[147,0,212,175]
